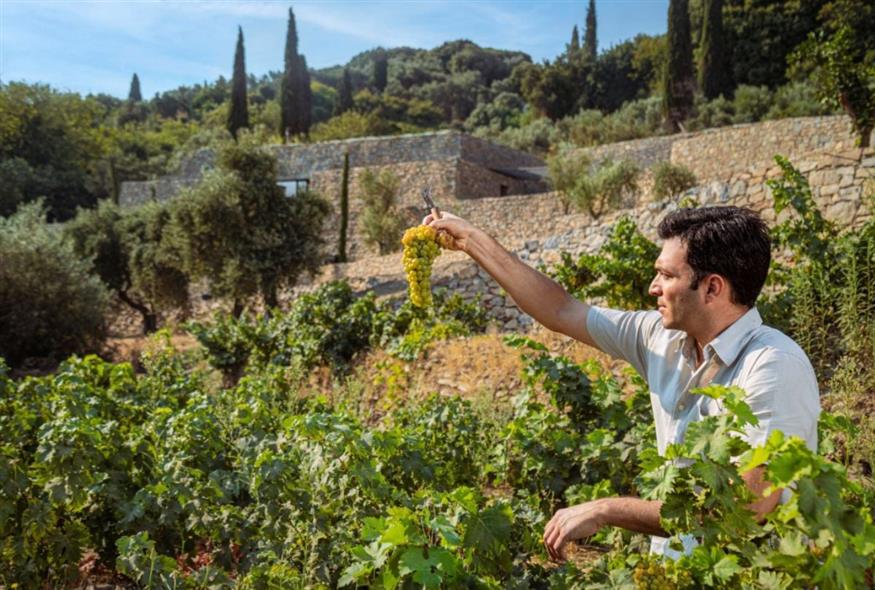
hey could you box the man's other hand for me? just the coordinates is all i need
[542,501,606,562]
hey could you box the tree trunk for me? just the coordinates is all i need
[118,290,157,335]
[232,299,245,318]
[263,283,279,312]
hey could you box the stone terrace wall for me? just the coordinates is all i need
[581,135,675,169]
[671,116,872,183]
[456,160,548,199]
[119,130,546,208]
[459,134,547,169]
[313,160,456,260]
[282,145,874,332]
[274,131,461,175]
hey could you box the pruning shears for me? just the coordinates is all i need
[421,187,442,220]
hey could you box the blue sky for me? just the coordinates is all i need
[0,0,669,98]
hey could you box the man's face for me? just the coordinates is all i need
[648,237,702,331]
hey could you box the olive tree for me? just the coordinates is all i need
[65,199,189,334]
[167,140,331,314]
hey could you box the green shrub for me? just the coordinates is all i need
[482,115,559,155]
[545,216,659,310]
[547,147,640,217]
[0,202,108,365]
[687,94,735,131]
[766,81,836,120]
[732,84,773,124]
[651,161,698,200]
[358,168,408,255]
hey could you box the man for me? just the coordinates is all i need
[423,205,820,561]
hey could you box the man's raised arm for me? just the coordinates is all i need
[425,212,598,349]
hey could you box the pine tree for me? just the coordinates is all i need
[335,67,354,116]
[699,0,731,100]
[128,73,142,102]
[228,26,249,140]
[584,0,597,60]
[281,7,300,141]
[662,0,695,132]
[373,49,388,94]
[568,25,581,60]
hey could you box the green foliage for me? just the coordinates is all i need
[375,290,489,362]
[584,0,597,61]
[373,48,388,94]
[335,67,354,116]
[0,83,108,219]
[358,168,407,255]
[663,0,696,132]
[0,202,108,365]
[280,8,311,139]
[547,147,640,217]
[790,20,875,147]
[731,84,774,124]
[187,282,489,380]
[698,0,731,100]
[582,385,875,590]
[338,151,350,263]
[546,216,660,310]
[309,111,397,142]
[723,0,826,89]
[651,161,698,200]
[228,27,250,140]
[761,156,874,387]
[167,140,330,311]
[128,73,143,103]
[0,316,870,588]
[65,199,188,333]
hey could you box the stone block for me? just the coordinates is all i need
[818,184,839,197]
[839,186,862,200]
[826,200,858,226]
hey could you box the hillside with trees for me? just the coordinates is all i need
[3,0,872,222]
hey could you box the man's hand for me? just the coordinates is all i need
[542,500,607,562]
[422,211,474,252]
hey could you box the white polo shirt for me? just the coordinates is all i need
[586,305,820,557]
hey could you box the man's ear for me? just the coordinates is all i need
[705,274,728,302]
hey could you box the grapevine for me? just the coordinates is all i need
[401,225,451,307]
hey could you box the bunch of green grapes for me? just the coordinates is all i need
[632,555,693,590]
[402,225,449,307]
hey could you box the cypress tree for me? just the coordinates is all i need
[699,0,731,100]
[228,26,249,140]
[128,73,142,102]
[338,151,350,262]
[373,49,388,94]
[298,55,312,137]
[281,7,300,141]
[662,0,695,132]
[335,67,354,116]
[568,25,581,60]
[584,0,597,60]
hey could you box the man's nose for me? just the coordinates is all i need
[648,277,660,297]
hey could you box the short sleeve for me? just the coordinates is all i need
[586,306,662,378]
[739,350,821,453]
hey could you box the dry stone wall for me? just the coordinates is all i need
[671,116,872,183]
[285,143,874,333]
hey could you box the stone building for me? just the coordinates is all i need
[119,130,547,259]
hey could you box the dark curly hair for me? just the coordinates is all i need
[657,206,771,308]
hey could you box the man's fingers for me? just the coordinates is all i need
[544,526,563,562]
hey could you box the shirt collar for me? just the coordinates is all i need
[707,307,763,366]
[677,307,763,367]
